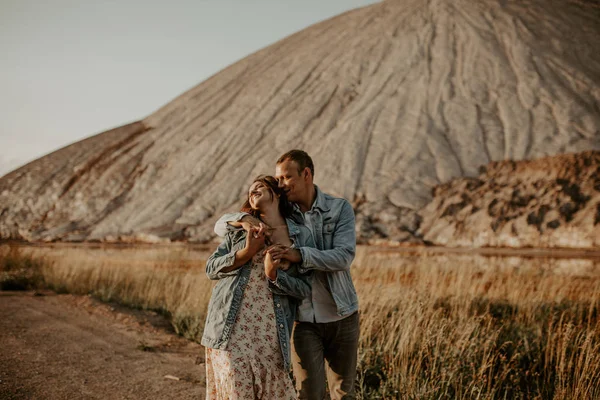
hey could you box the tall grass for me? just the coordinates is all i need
[1,243,599,398]
[353,250,600,399]
[0,244,45,290]
[0,244,212,340]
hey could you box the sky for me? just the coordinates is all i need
[0,0,379,176]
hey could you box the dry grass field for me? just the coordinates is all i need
[1,243,599,399]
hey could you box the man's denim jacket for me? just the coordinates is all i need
[202,217,313,371]
[214,185,359,320]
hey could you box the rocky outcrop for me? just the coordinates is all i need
[0,0,599,245]
[418,151,600,248]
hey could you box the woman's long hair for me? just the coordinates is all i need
[241,175,294,220]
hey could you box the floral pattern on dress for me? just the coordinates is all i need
[206,253,295,399]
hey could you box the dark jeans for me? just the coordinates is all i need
[292,312,359,400]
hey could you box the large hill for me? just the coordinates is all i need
[1,0,599,244]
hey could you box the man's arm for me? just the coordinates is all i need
[213,212,250,237]
[267,269,311,300]
[267,200,356,273]
[297,200,356,273]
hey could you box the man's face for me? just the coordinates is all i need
[275,160,307,204]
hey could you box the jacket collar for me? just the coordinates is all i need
[292,185,330,214]
[285,218,301,236]
[312,185,331,212]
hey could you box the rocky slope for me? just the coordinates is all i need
[418,151,600,248]
[1,0,599,245]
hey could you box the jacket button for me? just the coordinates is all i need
[279,324,284,328]
[276,303,281,307]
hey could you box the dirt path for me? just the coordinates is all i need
[0,291,205,400]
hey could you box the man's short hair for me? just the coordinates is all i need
[277,149,315,177]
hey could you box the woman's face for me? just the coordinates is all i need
[248,181,277,211]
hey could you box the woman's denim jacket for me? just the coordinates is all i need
[201,217,313,371]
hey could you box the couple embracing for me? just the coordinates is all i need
[202,150,359,399]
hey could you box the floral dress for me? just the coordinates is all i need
[205,252,295,399]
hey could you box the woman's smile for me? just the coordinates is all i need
[249,184,271,209]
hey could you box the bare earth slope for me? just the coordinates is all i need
[418,150,600,248]
[0,291,204,400]
[1,0,599,244]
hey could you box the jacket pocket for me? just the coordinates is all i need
[323,222,335,249]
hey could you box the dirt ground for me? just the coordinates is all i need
[0,291,205,400]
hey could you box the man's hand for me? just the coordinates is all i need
[240,215,263,231]
[264,244,302,264]
[229,215,272,239]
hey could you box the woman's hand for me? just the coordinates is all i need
[264,251,278,280]
[244,224,267,257]
[230,224,266,269]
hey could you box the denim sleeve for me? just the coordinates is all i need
[268,268,311,300]
[213,212,250,237]
[205,233,244,280]
[298,200,356,273]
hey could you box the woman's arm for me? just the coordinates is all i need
[206,228,266,280]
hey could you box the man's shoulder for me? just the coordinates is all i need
[319,190,351,206]
[317,190,353,220]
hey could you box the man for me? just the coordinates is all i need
[213,149,359,399]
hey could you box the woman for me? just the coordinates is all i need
[202,175,312,399]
